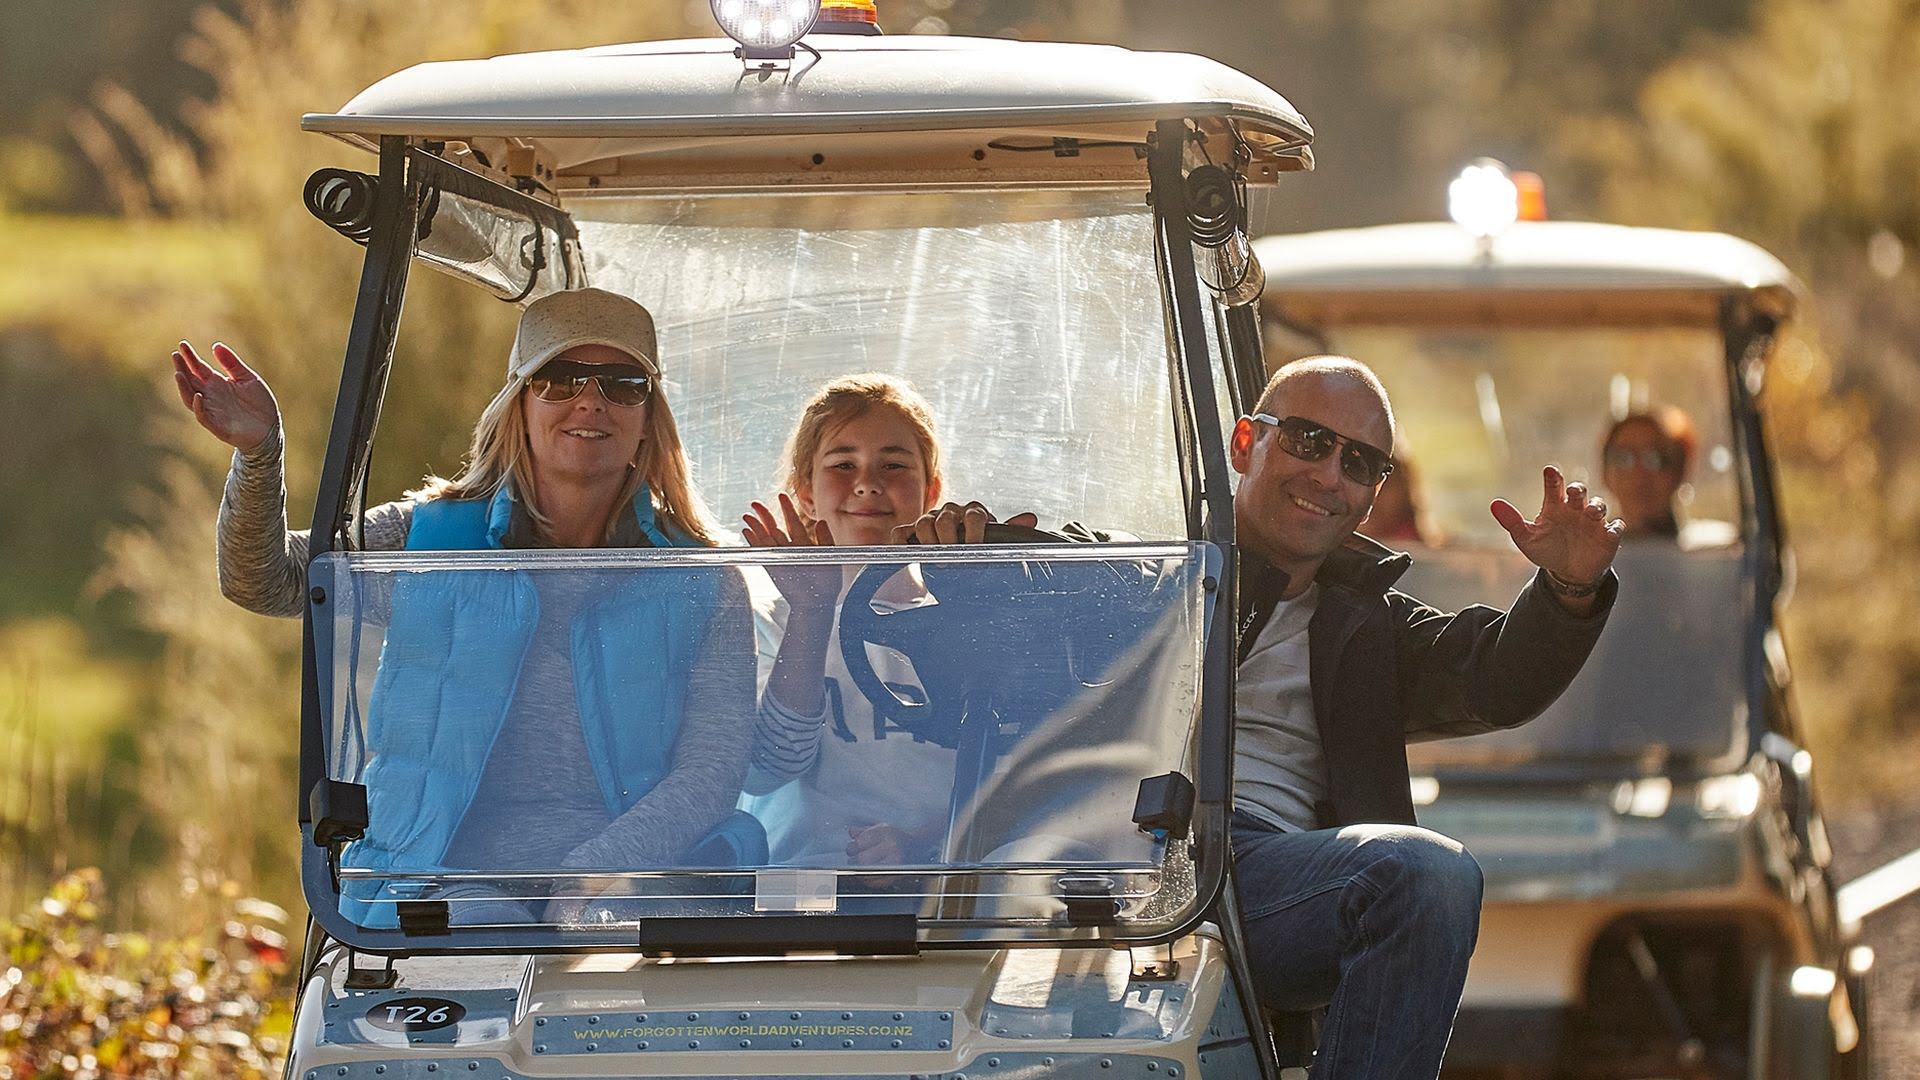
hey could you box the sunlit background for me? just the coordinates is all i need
[3,0,1916,1073]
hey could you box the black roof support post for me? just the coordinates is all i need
[1148,119,1275,1080]
[299,135,421,821]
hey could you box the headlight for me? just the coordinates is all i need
[713,0,821,55]
[1448,158,1519,238]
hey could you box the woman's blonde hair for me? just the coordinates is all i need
[782,374,943,499]
[414,377,722,547]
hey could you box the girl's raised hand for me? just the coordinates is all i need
[172,341,279,453]
[744,493,842,613]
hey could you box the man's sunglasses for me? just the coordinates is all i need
[527,359,654,407]
[1251,413,1395,487]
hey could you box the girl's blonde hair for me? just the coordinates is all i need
[782,374,943,498]
[414,378,722,546]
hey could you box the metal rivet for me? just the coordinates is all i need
[689,1040,700,1049]
[842,1012,853,1020]
[426,1067,438,1074]
[790,1012,802,1020]
[375,1070,386,1076]
[589,1015,600,1024]
[535,1018,546,1027]
[467,1064,479,1072]
[1148,1065,1159,1072]
[688,1013,699,1021]
[1101,1060,1113,1069]
[843,1039,855,1048]
[792,1040,803,1048]
[939,1040,952,1049]
[740,1040,752,1048]
[739,1012,751,1020]
[989,1058,1001,1067]
[637,1042,649,1050]
[311,586,327,604]
[337,1071,348,1078]
[893,1012,905,1021]
[891,1040,902,1049]
[940,1013,952,1021]
[1044,1059,1056,1067]
[533,1046,545,1054]
[586,1044,597,1053]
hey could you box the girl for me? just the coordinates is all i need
[742,374,1030,866]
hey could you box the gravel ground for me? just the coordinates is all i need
[1828,796,1920,1080]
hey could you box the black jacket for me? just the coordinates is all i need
[1238,535,1617,828]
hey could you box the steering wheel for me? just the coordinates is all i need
[836,522,1073,747]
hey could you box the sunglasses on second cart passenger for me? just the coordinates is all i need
[1250,413,1396,487]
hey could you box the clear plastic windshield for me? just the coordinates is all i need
[569,188,1184,540]
[1266,323,1750,768]
[306,543,1215,945]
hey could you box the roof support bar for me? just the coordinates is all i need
[299,135,421,819]
[1148,119,1273,1080]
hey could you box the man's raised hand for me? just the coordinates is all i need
[1489,465,1623,586]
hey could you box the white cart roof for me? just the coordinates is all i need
[304,35,1313,191]
[1255,221,1798,327]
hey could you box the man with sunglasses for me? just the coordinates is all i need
[1229,356,1622,1079]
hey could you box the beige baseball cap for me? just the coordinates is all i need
[506,288,660,380]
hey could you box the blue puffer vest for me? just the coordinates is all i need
[340,485,762,926]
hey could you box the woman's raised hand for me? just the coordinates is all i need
[172,340,279,453]
[743,493,843,614]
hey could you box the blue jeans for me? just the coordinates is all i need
[1231,810,1485,1080]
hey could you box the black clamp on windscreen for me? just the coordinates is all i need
[309,780,369,847]
[1059,877,1120,928]
[1133,772,1196,840]
[397,900,450,937]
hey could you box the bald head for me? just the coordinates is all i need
[1255,356,1396,454]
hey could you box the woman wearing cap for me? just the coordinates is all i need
[172,288,758,918]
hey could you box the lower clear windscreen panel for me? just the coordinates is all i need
[306,544,1216,947]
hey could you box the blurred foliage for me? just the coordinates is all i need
[0,868,293,1079]
[1570,0,1920,791]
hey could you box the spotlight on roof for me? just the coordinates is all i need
[713,0,821,61]
[1448,158,1520,239]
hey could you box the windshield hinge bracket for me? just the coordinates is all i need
[343,949,398,990]
[1129,943,1180,981]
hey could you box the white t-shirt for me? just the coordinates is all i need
[1233,584,1325,832]
[744,588,956,865]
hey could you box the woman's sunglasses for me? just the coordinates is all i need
[527,359,654,407]
[1251,413,1395,487]
[1604,447,1679,472]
